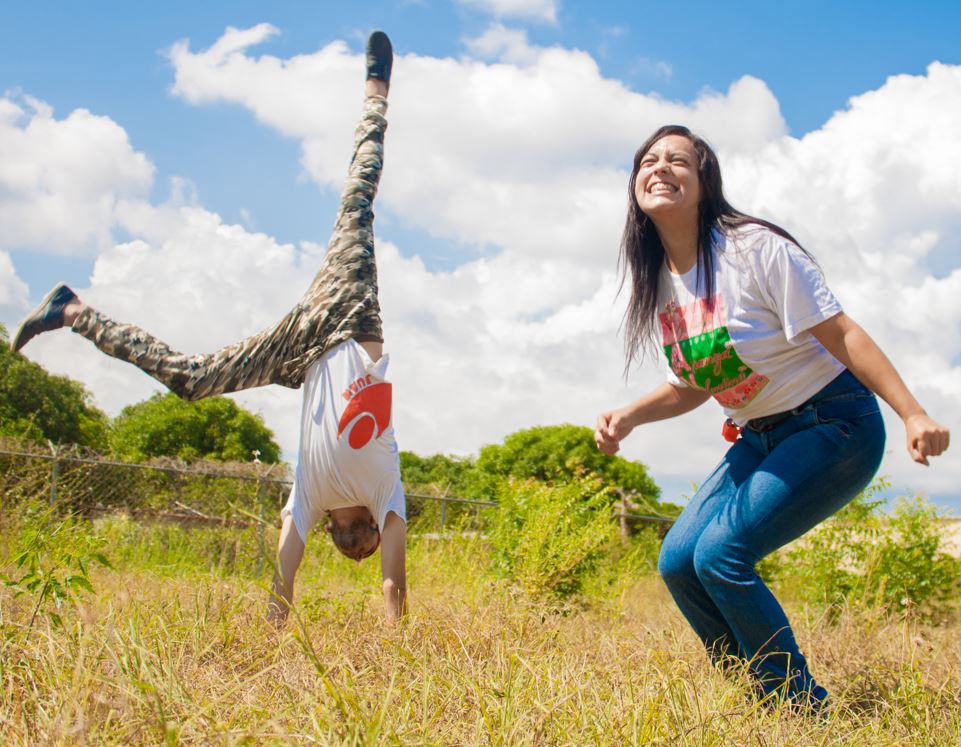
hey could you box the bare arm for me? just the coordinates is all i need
[268,513,306,624]
[810,312,950,465]
[380,511,407,622]
[595,381,712,456]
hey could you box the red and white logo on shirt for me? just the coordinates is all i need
[338,375,392,449]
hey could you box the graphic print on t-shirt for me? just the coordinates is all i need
[338,375,392,449]
[660,294,768,408]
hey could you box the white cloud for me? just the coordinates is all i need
[8,30,961,509]
[455,0,560,24]
[167,29,786,271]
[0,251,29,317]
[0,94,154,255]
[464,24,541,66]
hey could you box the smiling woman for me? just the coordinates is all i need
[596,123,950,713]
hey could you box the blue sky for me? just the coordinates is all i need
[5,0,960,284]
[2,0,959,510]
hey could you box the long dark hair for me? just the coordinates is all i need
[619,124,803,369]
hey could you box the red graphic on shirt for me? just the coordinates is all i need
[337,380,392,450]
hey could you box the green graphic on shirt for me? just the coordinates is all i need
[664,326,748,393]
[660,295,769,408]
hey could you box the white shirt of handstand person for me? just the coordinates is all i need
[270,338,407,623]
[284,337,405,544]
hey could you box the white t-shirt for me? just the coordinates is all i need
[659,226,844,425]
[282,339,406,542]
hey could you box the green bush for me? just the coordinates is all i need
[767,479,961,620]
[475,424,661,503]
[486,476,618,599]
[109,392,280,464]
[0,324,109,449]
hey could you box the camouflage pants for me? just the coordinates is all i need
[73,96,388,401]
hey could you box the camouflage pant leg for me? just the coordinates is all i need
[71,95,389,402]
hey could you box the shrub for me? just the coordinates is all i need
[109,392,280,464]
[0,324,109,449]
[768,479,961,620]
[486,476,618,599]
[475,424,661,503]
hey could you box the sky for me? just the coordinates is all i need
[2,0,960,512]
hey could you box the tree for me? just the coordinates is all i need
[474,424,661,501]
[0,323,109,449]
[399,451,475,495]
[108,392,281,463]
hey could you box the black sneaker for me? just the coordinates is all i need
[11,282,77,352]
[366,30,393,88]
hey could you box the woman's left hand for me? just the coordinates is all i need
[904,413,950,466]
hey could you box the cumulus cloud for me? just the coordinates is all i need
[464,24,541,66]
[455,0,560,24]
[0,94,154,255]
[0,251,29,316]
[9,29,961,508]
[168,29,786,269]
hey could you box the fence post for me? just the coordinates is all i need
[620,493,629,543]
[48,442,61,505]
[439,483,451,534]
[256,465,275,575]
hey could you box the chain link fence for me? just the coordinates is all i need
[0,437,673,538]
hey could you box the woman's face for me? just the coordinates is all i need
[634,134,701,225]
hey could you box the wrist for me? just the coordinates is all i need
[622,403,644,428]
[901,406,928,422]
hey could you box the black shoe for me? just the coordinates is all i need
[366,30,392,88]
[11,282,77,352]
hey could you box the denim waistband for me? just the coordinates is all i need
[745,370,869,433]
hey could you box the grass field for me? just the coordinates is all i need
[2,515,961,745]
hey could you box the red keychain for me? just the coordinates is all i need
[721,418,741,443]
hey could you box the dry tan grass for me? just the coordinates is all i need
[2,531,961,745]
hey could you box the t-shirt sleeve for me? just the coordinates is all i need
[760,237,842,342]
[378,479,407,529]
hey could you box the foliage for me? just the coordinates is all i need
[581,525,662,603]
[474,424,661,504]
[486,475,618,599]
[109,392,281,463]
[0,323,109,449]
[766,479,961,620]
[1,502,111,628]
[399,451,475,495]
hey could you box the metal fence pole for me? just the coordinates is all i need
[48,442,60,505]
[256,465,275,575]
[620,494,629,543]
[439,484,450,533]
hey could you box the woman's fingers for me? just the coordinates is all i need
[906,414,950,465]
[595,412,620,454]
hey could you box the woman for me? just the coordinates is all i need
[594,125,950,709]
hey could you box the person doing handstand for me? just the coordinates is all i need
[12,31,407,623]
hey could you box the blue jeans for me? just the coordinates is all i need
[657,370,885,706]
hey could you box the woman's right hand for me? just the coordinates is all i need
[595,407,636,455]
